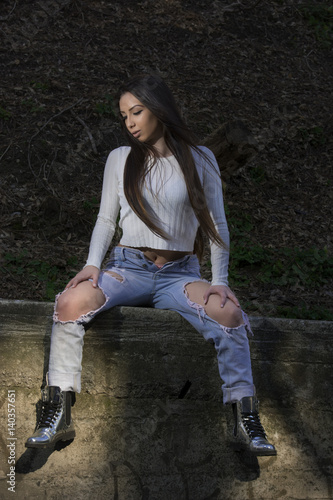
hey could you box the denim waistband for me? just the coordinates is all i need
[112,246,195,267]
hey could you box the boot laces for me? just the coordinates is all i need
[242,411,267,439]
[37,400,62,428]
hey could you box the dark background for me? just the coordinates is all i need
[0,0,332,319]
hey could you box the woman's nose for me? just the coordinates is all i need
[127,116,135,128]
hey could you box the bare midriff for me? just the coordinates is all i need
[118,244,192,267]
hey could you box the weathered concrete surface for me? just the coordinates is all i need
[0,299,332,500]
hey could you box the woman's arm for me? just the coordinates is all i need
[199,146,230,286]
[199,147,240,308]
[84,148,123,269]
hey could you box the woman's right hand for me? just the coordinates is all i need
[65,265,100,289]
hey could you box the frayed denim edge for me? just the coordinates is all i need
[183,282,254,339]
[52,286,110,325]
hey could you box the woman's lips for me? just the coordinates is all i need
[132,130,141,138]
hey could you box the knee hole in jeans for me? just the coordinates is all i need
[184,282,243,329]
[54,284,107,323]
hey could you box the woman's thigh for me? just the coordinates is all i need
[185,281,243,328]
[97,266,154,308]
[55,266,153,323]
[155,278,243,329]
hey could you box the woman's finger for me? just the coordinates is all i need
[226,291,240,308]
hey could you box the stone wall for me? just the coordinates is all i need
[0,299,332,499]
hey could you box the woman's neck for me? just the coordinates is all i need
[151,137,172,158]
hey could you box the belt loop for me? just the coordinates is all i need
[120,246,125,261]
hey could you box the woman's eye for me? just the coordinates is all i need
[133,110,142,116]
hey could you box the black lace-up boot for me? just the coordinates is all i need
[233,395,276,456]
[25,386,75,448]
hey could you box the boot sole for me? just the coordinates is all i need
[25,430,76,449]
[252,449,277,457]
[232,440,277,456]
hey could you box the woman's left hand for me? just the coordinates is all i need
[203,285,240,309]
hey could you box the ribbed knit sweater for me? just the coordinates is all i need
[85,145,230,285]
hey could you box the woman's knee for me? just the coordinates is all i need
[56,282,105,321]
[221,302,243,328]
[206,299,244,328]
[56,288,79,314]
[184,281,243,328]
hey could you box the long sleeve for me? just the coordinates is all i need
[200,147,230,286]
[85,148,124,269]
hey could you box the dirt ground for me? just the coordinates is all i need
[0,0,332,318]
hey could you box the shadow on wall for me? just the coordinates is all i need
[1,303,331,498]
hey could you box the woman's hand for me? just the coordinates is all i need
[65,265,100,289]
[203,285,240,309]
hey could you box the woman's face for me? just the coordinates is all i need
[119,92,163,145]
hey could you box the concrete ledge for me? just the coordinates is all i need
[0,299,332,499]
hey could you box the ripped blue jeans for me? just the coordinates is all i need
[49,246,255,403]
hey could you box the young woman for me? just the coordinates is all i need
[25,74,276,456]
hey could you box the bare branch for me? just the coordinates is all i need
[0,143,12,163]
[28,99,84,145]
[27,99,84,188]
[70,110,98,154]
[221,0,264,14]
[0,1,17,22]
[240,0,264,10]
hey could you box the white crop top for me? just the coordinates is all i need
[85,145,230,285]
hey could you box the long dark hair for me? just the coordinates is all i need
[117,74,226,258]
